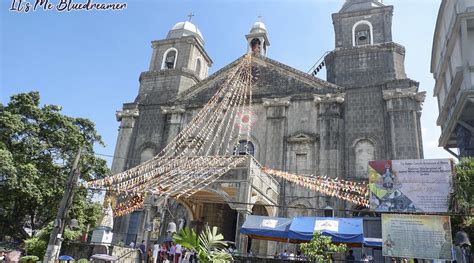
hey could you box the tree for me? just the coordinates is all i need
[450,157,474,237]
[0,91,109,242]
[24,221,83,259]
[299,231,347,262]
[173,226,232,263]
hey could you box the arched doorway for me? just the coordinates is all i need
[180,190,238,243]
[249,203,271,257]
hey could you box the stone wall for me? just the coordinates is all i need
[62,243,139,263]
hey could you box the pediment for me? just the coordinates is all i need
[172,55,342,106]
[287,132,318,143]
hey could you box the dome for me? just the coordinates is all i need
[250,21,267,34]
[167,21,204,44]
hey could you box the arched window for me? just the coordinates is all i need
[140,148,155,163]
[195,58,202,77]
[352,20,373,46]
[233,140,255,156]
[354,139,375,178]
[162,48,178,69]
[288,204,309,217]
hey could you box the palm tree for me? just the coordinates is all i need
[173,225,232,263]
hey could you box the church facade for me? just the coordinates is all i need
[110,0,425,257]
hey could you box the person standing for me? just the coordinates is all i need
[169,242,176,262]
[152,241,160,263]
[453,231,472,263]
[345,249,355,262]
[174,243,182,263]
[139,240,146,263]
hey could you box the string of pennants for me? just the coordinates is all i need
[87,54,369,217]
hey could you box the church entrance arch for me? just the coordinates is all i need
[249,202,271,257]
[180,190,238,242]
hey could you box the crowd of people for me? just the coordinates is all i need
[131,240,196,263]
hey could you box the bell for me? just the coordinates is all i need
[357,31,368,41]
[166,222,177,234]
[455,231,471,246]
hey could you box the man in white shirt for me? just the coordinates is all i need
[175,243,182,263]
[152,241,160,263]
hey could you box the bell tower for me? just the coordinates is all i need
[324,0,425,180]
[138,20,213,105]
[245,19,270,56]
[111,19,213,244]
[325,0,407,87]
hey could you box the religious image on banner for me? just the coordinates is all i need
[369,159,453,213]
[382,214,453,260]
[234,108,257,133]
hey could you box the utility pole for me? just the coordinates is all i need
[43,148,82,263]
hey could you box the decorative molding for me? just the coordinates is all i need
[161,105,186,114]
[314,93,345,104]
[116,107,139,121]
[382,87,426,102]
[287,132,318,143]
[262,96,292,107]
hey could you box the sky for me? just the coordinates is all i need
[0,0,451,168]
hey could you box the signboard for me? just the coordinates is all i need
[261,219,278,228]
[314,220,339,232]
[369,159,452,212]
[382,214,453,260]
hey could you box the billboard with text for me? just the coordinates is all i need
[369,159,452,212]
[382,214,453,260]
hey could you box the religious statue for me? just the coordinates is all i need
[98,198,114,230]
[382,165,394,189]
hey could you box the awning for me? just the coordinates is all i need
[288,217,364,243]
[363,237,382,247]
[240,215,292,241]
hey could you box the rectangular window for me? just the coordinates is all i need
[296,153,307,174]
[467,19,474,65]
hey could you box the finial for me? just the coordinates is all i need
[187,12,194,22]
[257,15,263,22]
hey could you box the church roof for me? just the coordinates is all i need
[172,55,342,106]
[167,21,204,45]
[340,0,385,13]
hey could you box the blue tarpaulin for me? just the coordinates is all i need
[363,237,383,247]
[240,215,292,241]
[288,217,364,243]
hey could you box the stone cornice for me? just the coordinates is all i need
[314,93,345,104]
[327,42,406,57]
[382,87,426,102]
[262,96,292,107]
[139,68,200,83]
[161,105,186,114]
[116,107,139,121]
[334,4,393,18]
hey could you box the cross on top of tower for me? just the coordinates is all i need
[187,12,194,22]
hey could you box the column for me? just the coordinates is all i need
[383,87,426,159]
[234,208,251,255]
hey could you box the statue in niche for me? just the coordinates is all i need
[250,38,261,55]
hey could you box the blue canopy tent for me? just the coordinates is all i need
[240,215,292,242]
[288,217,364,244]
[363,237,383,247]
